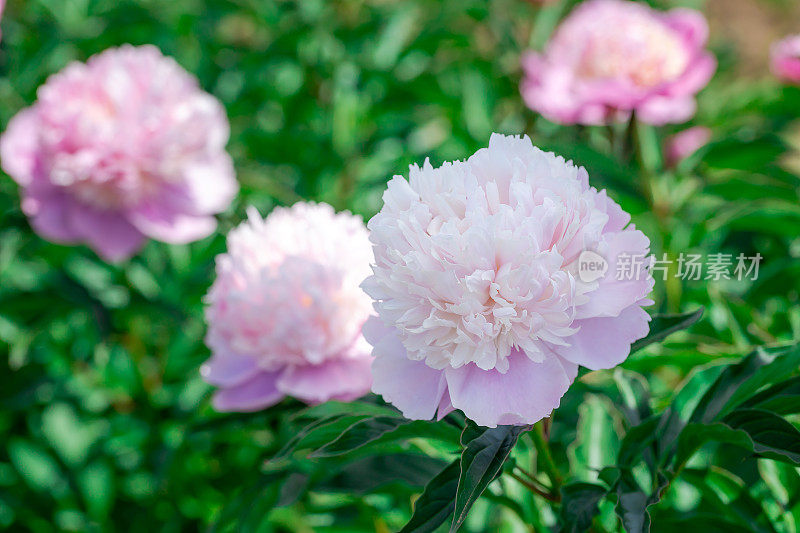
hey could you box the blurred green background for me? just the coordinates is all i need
[1,0,799,531]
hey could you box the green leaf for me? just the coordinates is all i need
[450,424,526,532]
[673,422,753,470]
[740,375,800,415]
[614,470,668,533]
[568,394,620,481]
[273,414,371,460]
[690,344,800,424]
[723,408,800,465]
[558,482,608,533]
[400,460,460,533]
[630,308,704,353]
[614,369,652,426]
[679,468,780,532]
[311,416,410,457]
[617,417,659,468]
[317,453,447,495]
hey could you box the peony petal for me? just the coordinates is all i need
[128,187,217,244]
[557,303,651,370]
[277,356,373,404]
[69,206,146,261]
[211,370,284,412]
[181,155,238,214]
[200,352,260,388]
[576,228,654,319]
[0,109,40,187]
[369,323,448,421]
[444,350,577,428]
[23,189,83,243]
[664,8,710,49]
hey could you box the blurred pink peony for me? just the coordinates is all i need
[202,202,374,412]
[0,45,237,260]
[363,134,653,427]
[521,0,716,126]
[665,126,711,166]
[771,35,800,84]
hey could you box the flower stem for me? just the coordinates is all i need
[531,421,563,490]
[509,470,561,503]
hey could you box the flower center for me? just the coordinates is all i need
[578,21,689,87]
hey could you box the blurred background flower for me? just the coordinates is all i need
[771,35,800,84]
[521,0,716,125]
[0,45,237,260]
[203,202,373,411]
[665,125,712,166]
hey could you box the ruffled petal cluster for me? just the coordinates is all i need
[202,202,374,411]
[0,45,237,260]
[771,35,800,84]
[521,0,716,125]
[363,134,653,427]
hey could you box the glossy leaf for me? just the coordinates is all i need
[311,416,410,457]
[400,460,460,533]
[450,424,526,532]
[558,482,608,533]
[630,308,704,354]
[723,408,800,465]
[690,344,800,424]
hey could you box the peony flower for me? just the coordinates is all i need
[521,0,716,126]
[363,134,653,427]
[202,202,374,412]
[0,45,237,261]
[771,35,800,84]
[665,126,711,166]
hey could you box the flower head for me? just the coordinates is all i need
[521,0,716,125]
[0,45,237,260]
[202,202,374,411]
[771,35,800,84]
[363,134,653,427]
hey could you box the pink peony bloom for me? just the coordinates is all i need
[521,0,716,126]
[202,202,374,412]
[363,134,653,427]
[0,45,237,260]
[665,126,711,166]
[771,35,800,84]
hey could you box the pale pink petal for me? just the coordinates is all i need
[0,109,40,186]
[369,323,448,421]
[22,191,82,243]
[200,352,260,388]
[576,228,654,319]
[444,351,578,428]
[69,207,145,261]
[211,371,284,412]
[557,304,651,370]
[277,356,373,404]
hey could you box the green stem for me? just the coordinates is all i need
[531,421,563,490]
[508,471,561,503]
